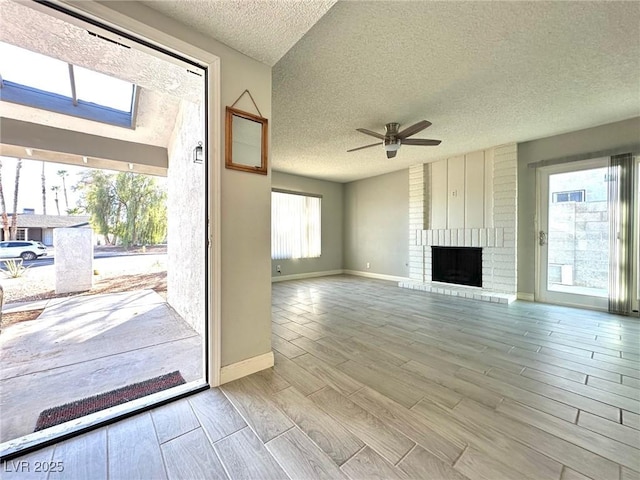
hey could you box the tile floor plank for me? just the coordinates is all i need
[489,368,622,421]
[336,360,423,409]
[310,386,415,465]
[107,413,167,480]
[456,367,579,422]
[497,399,639,472]
[340,446,409,480]
[290,336,349,366]
[220,375,293,443]
[292,353,364,397]
[162,428,228,480]
[271,335,306,359]
[189,389,247,443]
[397,445,469,480]
[266,427,349,479]
[454,446,527,480]
[52,429,107,480]
[213,427,288,480]
[273,351,326,395]
[622,410,640,430]
[350,387,465,465]
[1,445,55,480]
[410,398,563,480]
[518,367,639,414]
[402,360,503,408]
[577,410,640,448]
[272,385,364,465]
[588,375,640,400]
[453,398,620,480]
[151,398,200,444]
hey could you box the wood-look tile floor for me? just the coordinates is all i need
[5,276,639,480]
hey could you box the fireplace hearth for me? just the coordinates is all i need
[432,246,482,288]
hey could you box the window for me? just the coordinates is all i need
[16,229,26,241]
[552,190,585,203]
[0,41,136,128]
[271,190,321,260]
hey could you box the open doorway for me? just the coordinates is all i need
[0,0,208,454]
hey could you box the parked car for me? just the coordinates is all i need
[0,241,48,260]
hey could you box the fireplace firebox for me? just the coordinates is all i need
[432,246,482,287]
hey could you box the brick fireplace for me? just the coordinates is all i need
[399,144,518,304]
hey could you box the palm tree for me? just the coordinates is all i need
[51,185,61,216]
[57,170,69,211]
[0,159,9,240]
[41,161,47,215]
[10,159,22,240]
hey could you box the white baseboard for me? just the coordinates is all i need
[517,292,535,302]
[272,269,343,282]
[344,270,411,283]
[219,351,274,384]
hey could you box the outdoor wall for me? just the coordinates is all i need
[517,117,640,296]
[167,100,205,335]
[271,172,344,278]
[64,1,274,375]
[54,227,93,294]
[344,169,409,278]
[547,169,608,290]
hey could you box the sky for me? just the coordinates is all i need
[0,156,88,215]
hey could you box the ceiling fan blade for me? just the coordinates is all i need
[347,142,381,152]
[386,150,397,159]
[356,128,385,140]
[401,138,442,146]
[397,120,432,139]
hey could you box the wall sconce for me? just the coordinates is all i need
[193,141,204,164]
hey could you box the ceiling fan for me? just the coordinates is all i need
[347,120,441,158]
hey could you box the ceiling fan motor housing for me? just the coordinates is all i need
[384,123,401,151]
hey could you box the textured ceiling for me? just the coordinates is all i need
[0,0,202,148]
[273,1,640,182]
[141,0,336,66]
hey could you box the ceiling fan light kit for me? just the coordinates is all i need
[348,120,441,159]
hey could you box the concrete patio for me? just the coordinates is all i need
[0,289,203,442]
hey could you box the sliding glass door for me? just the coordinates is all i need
[537,158,610,309]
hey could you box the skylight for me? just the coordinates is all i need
[74,65,134,112]
[0,41,137,128]
[0,43,71,97]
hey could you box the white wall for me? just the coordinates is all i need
[167,100,205,335]
[517,117,640,296]
[271,172,343,278]
[344,170,409,278]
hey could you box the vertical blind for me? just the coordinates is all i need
[271,191,321,260]
[608,153,636,315]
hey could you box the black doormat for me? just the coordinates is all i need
[35,371,186,431]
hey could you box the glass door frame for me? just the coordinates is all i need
[0,0,218,460]
[535,157,609,310]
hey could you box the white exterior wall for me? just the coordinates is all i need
[54,228,93,294]
[167,100,205,336]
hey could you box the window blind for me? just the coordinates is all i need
[271,191,321,260]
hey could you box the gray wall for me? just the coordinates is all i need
[271,172,343,277]
[517,117,640,295]
[344,169,409,277]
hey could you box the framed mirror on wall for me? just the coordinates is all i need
[225,106,268,175]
